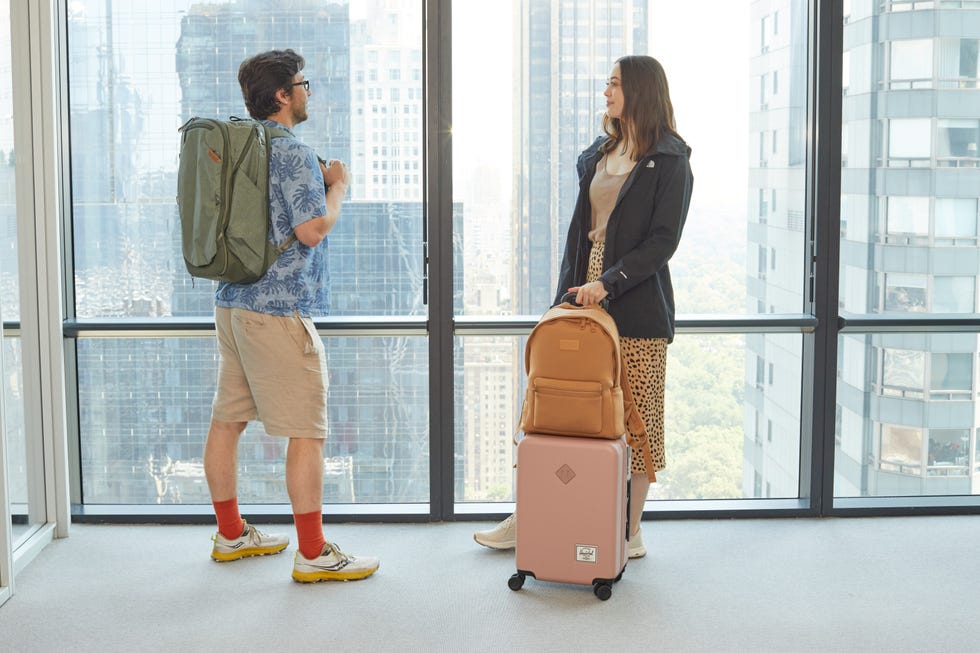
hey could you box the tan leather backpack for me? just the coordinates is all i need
[518,301,655,480]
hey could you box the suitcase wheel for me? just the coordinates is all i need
[593,582,612,601]
[508,573,526,591]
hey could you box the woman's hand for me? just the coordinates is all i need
[568,281,609,306]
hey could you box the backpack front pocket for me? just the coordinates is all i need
[530,378,603,435]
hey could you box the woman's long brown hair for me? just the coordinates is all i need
[601,55,677,159]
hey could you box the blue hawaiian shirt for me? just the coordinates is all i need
[215,120,329,316]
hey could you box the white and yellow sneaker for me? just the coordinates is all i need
[210,521,289,562]
[292,542,380,583]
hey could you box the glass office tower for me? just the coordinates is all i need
[512,0,649,315]
[835,0,980,496]
[750,0,980,498]
[68,0,437,504]
[746,0,808,498]
[455,0,648,501]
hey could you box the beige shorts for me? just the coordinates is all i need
[212,307,328,438]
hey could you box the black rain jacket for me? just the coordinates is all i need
[554,132,693,341]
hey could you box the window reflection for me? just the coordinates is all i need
[880,424,922,475]
[928,429,969,476]
[883,274,927,313]
[78,337,428,504]
[68,1,424,320]
[837,334,980,498]
[67,1,431,506]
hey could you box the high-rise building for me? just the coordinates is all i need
[349,0,423,202]
[67,0,442,504]
[512,0,649,315]
[835,0,980,496]
[173,0,352,317]
[750,0,980,498]
[452,0,649,503]
[746,0,808,499]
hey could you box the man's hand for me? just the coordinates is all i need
[320,159,350,189]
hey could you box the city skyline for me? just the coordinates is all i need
[4,1,769,507]
[7,1,976,510]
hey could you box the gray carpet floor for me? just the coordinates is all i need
[1,516,979,652]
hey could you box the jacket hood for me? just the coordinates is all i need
[577,132,691,179]
[652,131,691,158]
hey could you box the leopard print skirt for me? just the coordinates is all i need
[587,240,667,475]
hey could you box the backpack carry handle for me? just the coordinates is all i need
[560,291,609,310]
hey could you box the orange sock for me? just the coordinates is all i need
[295,510,326,560]
[213,498,244,540]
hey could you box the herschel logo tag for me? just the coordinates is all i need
[555,464,576,484]
[576,544,597,563]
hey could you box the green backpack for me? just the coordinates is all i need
[177,117,296,284]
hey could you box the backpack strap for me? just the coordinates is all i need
[277,234,298,253]
[264,123,301,255]
[620,351,657,483]
[514,398,528,448]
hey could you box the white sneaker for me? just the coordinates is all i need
[292,542,380,583]
[211,521,289,562]
[473,514,516,550]
[629,527,647,559]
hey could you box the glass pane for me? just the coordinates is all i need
[0,0,33,545]
[452,1,807,317]
[935,198,978,239]
[2,338,28,543]
[884,273,927,313]
[889,118,931,161]
[933,276,975,313]
[885,196,929,236]
[456,332,803,502]
[67,1,424,319]
[0,5,15,321]
[836,333,980,498]
[77,336,428,504]
[928,429,969,476]
[890,39,932,85]
[455,336,523,502]
[840,5,980,504]
[930,353,972,395]
[937,119,979,160]
[881,348,924,396]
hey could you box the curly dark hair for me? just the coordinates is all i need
[238,49,305,120]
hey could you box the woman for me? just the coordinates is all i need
[475,55,693,558]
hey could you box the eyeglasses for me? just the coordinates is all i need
[291,80,310,92]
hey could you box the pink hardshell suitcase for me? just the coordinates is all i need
[509,433,629,600]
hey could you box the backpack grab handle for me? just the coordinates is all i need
[560,291,609,310]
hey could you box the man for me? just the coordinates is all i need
[204,49,379,583]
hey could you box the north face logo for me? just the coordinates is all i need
[555,464,576,485]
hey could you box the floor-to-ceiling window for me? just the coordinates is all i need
[2,0,73,599]
[453,0,813,513]
[835,0,980,504]
[31,0,979,520]
[66,1,429,513]
[0,0,12,599]
[1,0,37,551]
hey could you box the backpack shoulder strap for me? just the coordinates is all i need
[268,125,292,140]
[258,122,298,253]
[621,351,657,483]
